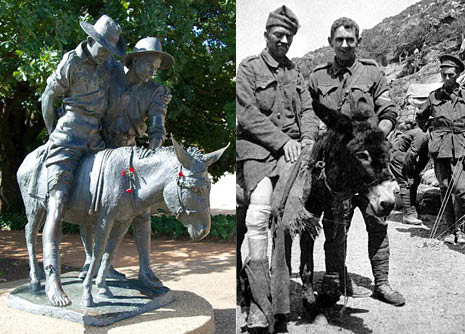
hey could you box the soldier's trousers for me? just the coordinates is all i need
[321,194,390,287]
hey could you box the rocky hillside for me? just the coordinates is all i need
[295,0,465,109]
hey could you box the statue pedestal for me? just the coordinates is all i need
[2,272,214,333]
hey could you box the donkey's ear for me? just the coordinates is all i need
[203,142,230,167]
[172,136,196,169]
[313,100,352,133]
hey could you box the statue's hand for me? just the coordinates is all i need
[162,94,172,106]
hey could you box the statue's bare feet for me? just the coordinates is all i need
[139,270,164,289]
[45,275,71,307]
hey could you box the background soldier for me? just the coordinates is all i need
[236,5,319,333]
[389,122,429,225]
[41,15,125,306]
[307,17,405,306]
[416,54,465,244]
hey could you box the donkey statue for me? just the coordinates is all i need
[17,138,228,307]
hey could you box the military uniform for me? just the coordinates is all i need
[389,127,429,222]
[417,85,465,234]
[102,60,168,148]
[307,58,398,292]
[236,48,319,196]
[45,41,111,197]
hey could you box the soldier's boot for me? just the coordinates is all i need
[374,284,406,306]
[343,271,372,298]
[243,257,274,334]
[455,230,465,244]
[400,186,422,225]
[367,219,405,306]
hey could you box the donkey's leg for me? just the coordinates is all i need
[96,222,131,297]
[82,216,114,307]
[25,204,46,292]
[133,210,164,289]
[78,224,94,279]
[299,229,318,317]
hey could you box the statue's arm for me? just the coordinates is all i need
[148,85,171,149]
[42,85,60,134]
[42,52,72,134]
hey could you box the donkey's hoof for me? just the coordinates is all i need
[30,281,41,293]
[98,287,114,297]
[106,266,126,280]
[140,278,164,290]
[78,264,90,280]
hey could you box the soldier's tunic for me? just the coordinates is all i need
[236,48,319,196]
[416,85,465,231]
[45,41,110,196]
[307,58,397,287]
[102,60,168,148]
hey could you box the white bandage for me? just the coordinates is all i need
[245,204,272,240]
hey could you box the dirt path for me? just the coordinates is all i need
[238,209,465,334]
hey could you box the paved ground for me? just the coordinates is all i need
[238,209,465,334]
[0,230,235,334]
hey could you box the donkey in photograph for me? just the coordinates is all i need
[273,99,396,316]
[17,138,228,307]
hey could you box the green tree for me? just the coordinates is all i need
[0,0,235,212]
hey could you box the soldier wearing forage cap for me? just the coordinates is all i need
[236,5,319,333]
[306,17,405,309]
[417,54,465,245]
[41,15,125,307]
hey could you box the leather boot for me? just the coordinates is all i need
[374,284,405,306]
[456,230,465,244]
[400,186,422,225]
[344,274,372,298]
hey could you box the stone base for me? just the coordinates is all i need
[7,272,174,326]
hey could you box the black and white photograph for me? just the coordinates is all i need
[237,0,465,333]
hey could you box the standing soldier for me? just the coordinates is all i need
[41,15,126,306]
[307,17,405,307]
[416,54,465,244]
[236,5,319,333]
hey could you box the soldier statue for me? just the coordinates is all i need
[41,15,125,307]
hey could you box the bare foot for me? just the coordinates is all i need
[45,275,71,307]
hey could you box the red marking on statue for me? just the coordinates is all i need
[179,171,184,177]
[129,167,135,173]
[126,188,133,193]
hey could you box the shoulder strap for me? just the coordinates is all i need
[337,64,365,112]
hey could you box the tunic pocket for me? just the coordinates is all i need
[255,77,277,114]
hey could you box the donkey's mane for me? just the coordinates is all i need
[132,145,204,161]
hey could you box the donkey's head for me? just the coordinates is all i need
[313,99,395,217]
[162,138,229,241]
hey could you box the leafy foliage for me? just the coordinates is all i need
[0,212,237,241]
[0,0,235,212]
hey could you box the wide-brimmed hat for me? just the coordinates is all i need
[123,37,175,70]
[80,15,126,57]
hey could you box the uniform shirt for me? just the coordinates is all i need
[308,58,397,126]
[102,60,168,148]
[236,48,319,161]
[46,41,111,119]
[417,85,465,158]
